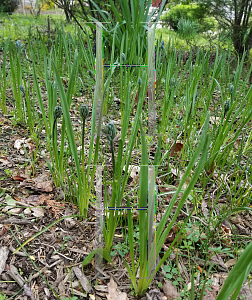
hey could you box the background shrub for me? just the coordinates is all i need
[161,3,213,33]
[41,0,55,11]
[0,0,19,13]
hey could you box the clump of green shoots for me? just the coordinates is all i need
[204,53,252,175]
[52,105,63,178]
[119,53,127,124]
[0,38,9,114]
[19,84,34,134]
[160,75,176,141]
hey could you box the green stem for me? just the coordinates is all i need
[110,140,115,177]
[120,65,124,124]
[81,119,85,164]
[59,119,65,182]
[52,119,59,181]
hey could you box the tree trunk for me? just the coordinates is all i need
[65,9,71,22]
[231,24,247,56]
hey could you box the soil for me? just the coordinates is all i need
[0,106,252,300]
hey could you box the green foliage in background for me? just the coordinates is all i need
[161,3,214,32]
[0,0,19,13]
[196,0,252,56]
[177,18,200,42]
[0,13,68,42]
[0,293,6,300]
[85,0,166,63]
[41,0,55,11]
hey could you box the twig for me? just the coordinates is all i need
[38,242,74,261]
[1,218,31,225]
[180,209,209,227]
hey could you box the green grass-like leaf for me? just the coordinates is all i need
[216,242,252,300]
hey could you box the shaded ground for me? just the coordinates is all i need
[0,105,252,299]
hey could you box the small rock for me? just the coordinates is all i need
[31,207,45,217]
[1,273,12,281]
[23,208,32,215]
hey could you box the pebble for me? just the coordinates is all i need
[23,208,32,215]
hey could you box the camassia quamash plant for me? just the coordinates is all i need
[204,53,252,175]
[102,73,149,254]
[81,73,148,265]
[86,0,166,64]
[124,113,210,296]
[54,47,119,218]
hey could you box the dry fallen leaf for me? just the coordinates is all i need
[165,227,177,244]
[39,195,65,219]
[64,208,76,229]
[0,246,9,275]
[146,288,163,300]
[209,253,228,270]
[31,207,45,218]
[197,265,203,273]
[12,175,26,182]
[201,198,209,218]
[24,195,40,205]
[162,280,180,300]
[23,283,35,300]
[19,173,53,192]
[169,141,183,157]
[225,258,237,267]
[123,165,140,180]
[0,158,12,167]
[230,216,243,225]
[13,138,33,154]
[106,277,128,300]
[14,138,26,150]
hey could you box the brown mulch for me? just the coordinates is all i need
[1,111,252,300]
[1,53,252,299]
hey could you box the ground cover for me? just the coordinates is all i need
[0,12,73,41]
[0,11,252,300]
